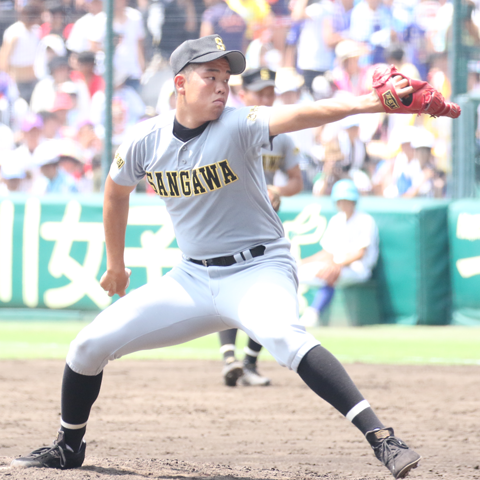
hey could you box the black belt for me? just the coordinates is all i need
[188,245,266,267]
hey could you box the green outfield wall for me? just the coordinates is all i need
[448,200,480,326]
[0,193,477,325]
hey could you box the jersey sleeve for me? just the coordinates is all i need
[234,106,271,151]
[281,134,302,172]
[109,134,146,186]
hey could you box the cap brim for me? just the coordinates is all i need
[39,158,60,166]
[188,50,246,75]
[244,79,276,92]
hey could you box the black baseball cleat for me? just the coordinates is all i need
[11,431,85,469]
[366,427,421,479]
[222,358,244,387]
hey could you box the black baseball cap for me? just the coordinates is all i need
[170,35,246,76]
[241,68,276,91]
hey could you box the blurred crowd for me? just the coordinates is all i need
[1,0,480,197]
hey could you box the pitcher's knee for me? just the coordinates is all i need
[265,330,321,371]
[66,330,111,376]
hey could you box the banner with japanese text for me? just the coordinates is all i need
[0,194,455,325]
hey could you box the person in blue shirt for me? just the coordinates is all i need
[34,141,79,194]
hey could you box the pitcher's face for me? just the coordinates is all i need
[176,58,231,123]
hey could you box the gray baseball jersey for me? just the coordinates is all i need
[110,106,285,259]
[261,134,301,185]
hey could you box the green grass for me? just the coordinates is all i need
[0,319,479,365]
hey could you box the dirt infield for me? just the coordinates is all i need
[1,359,479,480]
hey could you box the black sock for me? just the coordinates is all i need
[60,364,103,451]
[244,337,262,365]
[297,345,384,436]
[219,329,238,361]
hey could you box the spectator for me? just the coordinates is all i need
[393,10,429,81]
[57,83,87,127]
[58,138,92,192]
[17,112,43,161]
[461,0,480,48]
[63,78,91,121]
[275,66,306,105]
[200,0,246,53]
[331,0,354,39]
[311,72,335,101]
[283,5,303,69]
[90,0,146,91]
[150,0,198,61]
[0,71,20,126]
[76,120,102,164]
[298,179,379,326]
[338,115,370,171]
[8,112,44,192]
[384,43,421,81]
[429,0,453,55]
[66,0,104,54]
[0,120,15,154]
[155,79,175,114]
[266,0,291,59]
[152,0,197,60]
[38,110,62,139]
[0,156,27,194]
[331,39,368,96]
[408,127,440,198]
[245,23,282,71]
[349,0,394,66]
[312,134,372,196]
[0,0,16,51]
[0,2,43,103]
[50,91,82,137]
[291,0,335,92]
[30,56,70,113]
[226,0,270,41]
[225,74,243,108]
[32,139,79,194]
[89,153,103,192]
[40,1,70,39]
[90,69,145,147]
[70,51,105,99]
[373,125,436,198]
[275,67,316,168]
[34,33,67,80]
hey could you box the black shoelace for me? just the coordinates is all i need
[374,436,408,464]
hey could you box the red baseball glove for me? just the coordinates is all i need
[372,64,461,118]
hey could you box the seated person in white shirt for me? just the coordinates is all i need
[298,178,379,326]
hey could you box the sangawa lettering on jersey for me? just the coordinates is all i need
[145,160,238,198]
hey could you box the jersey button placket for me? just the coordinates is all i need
[178,144,190,167]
